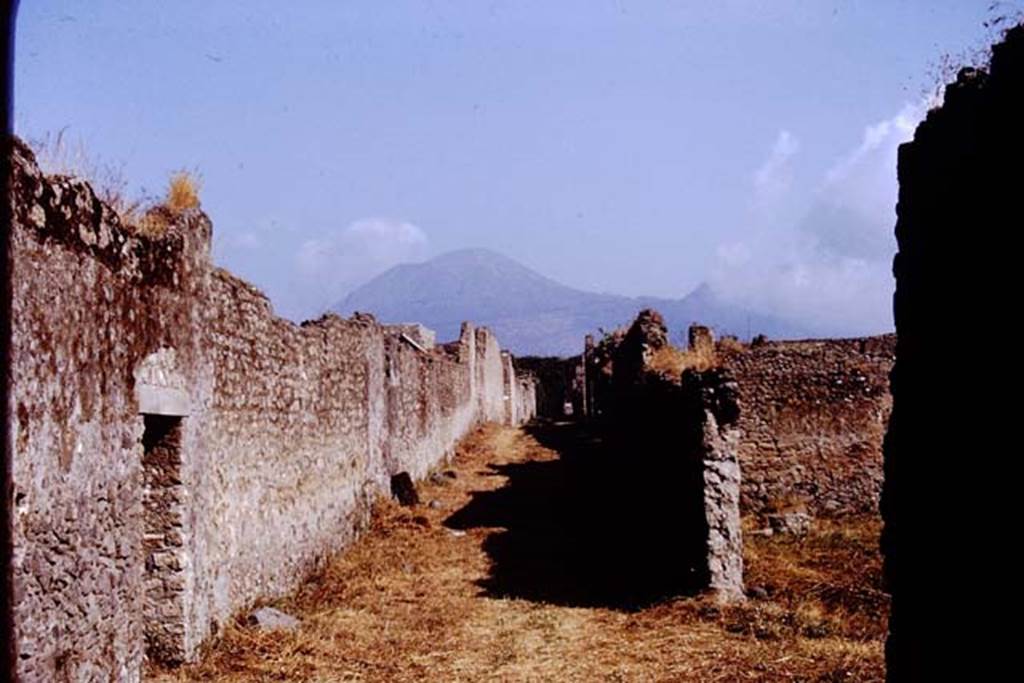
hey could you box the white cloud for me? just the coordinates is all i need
[716,241,752,267]
[753,129,800,210]
[822,102,921,207]
[287,218,429,321]
[231,231,263,250]
[712,103,928,336]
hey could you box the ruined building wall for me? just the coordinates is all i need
[474,327,505,423]
[585,310,744,600]
[383,332,477,481]
[7,141,534,681]
[514,375,537,424]
[513,355,579,418]
[182,273,388,659]
[722,336,895,516]
[500,352,538,426]
[8,140,210,681]
[882,25,1024,681]
[550,309,896,519]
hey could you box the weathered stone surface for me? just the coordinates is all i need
[384,323,436,350]
[580,311,745,602]
[7,138,537,681]
[721,336,895,516]
[611,308,668,389]
[766,510,812,536]
[688,324,714,355]
[684,369,744,602]
[249,607,300,632]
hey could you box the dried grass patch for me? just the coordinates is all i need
[150,424,886,682]
[647,343,717,377]
[166,170,202,212]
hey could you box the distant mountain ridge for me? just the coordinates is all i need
[334,248,811,356]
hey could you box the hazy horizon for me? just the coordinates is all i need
[15,1,1019,334]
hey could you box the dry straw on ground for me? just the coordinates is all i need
[150,424,887,682]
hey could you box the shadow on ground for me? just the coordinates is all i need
[444,420,708,610]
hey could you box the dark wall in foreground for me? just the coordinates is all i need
[883,26,1023,682]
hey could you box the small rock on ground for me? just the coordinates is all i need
[767,511,812,536]
[390,472,420,506]
[429,470,457,484]
[249,607,300,631]
[748,586,769,600]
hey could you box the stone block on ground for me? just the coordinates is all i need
[249,607,300,631]
[391,472,420,506]
[766,510,812,536]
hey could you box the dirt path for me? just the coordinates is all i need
[154,423,886,682]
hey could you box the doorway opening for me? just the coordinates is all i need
[141,414,187,665]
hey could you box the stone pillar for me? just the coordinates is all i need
[688,324,714,355]
[699,397,744,600]
[501,351,516,426]
[683,368,744,601]
[459,322,477,412]
[582,334,594,419]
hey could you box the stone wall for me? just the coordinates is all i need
[7,139,535,681]
[546,310,894,520]
[9,138,210,681]
[514,375,538,425]
[384,323,436,351]
[514,355,583,419]
[882,25,1023,682]
[585,310,744,601]
[722,336,895,516]
[474,327,506,424]
[500,352,538,426]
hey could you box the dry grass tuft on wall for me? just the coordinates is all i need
[134,170,203,238]
[28,130,202,238]
[165,170,202,212]
[647,343,718,377]
[717,336,747,355]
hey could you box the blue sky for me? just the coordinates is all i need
[14,1,1017,332]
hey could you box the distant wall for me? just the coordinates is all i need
[539,308,895,518]
[8,140,535,681]
[722,336,895,516]
[384,323,436,350]
[514,355,582,418]
[474,327,506,424]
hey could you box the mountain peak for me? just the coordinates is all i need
[425,248,548,279]
[335,248,806,355]
[430,247,511,264]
